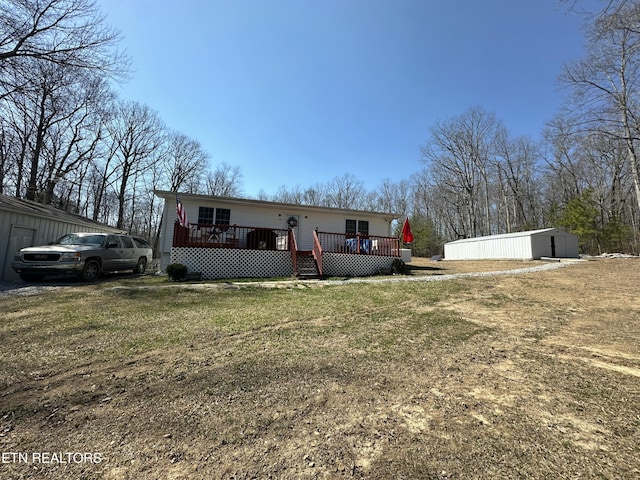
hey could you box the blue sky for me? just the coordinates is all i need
[97,0,590,197]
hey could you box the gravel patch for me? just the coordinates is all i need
[320,259,581,286]
[0,281,71,297]
[0,260,584,296]
[197,259,582,289]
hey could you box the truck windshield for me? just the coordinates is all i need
[58,234,106,246]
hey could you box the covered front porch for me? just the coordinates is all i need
[171,223,404,279]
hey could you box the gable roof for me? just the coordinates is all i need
[446,228,575,245]
[0,193,121,232]
[154,190,401,219]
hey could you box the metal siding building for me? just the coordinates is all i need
[444,228,579,260]
[0,194,121,281]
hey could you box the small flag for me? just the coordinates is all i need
[401,217,414,243]
[176,195,190,228]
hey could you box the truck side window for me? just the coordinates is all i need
[120,236,134,248]
[106,236,121,248]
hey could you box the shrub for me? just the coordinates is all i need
[391,258,406,275]
[166,263,188,281]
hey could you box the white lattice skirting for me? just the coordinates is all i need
[322,253,396,277]
[171,248,292,279]
[170,247,399,279]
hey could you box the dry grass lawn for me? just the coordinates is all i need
[0,257,638,479]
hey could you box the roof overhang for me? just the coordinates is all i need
[154,190,401,221]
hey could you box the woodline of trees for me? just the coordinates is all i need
[1,0,639,256]
[0,0,242,244]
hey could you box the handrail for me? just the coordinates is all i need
[289,228,298,276]
[312,229,323,277]
[315,231,399,256]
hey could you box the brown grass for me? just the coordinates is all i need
[0,258,639,479]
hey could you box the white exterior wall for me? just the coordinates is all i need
[445,235,532,260]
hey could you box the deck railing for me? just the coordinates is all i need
[315,231,400,256]
[173,223,400,258]
[173,222,292,250]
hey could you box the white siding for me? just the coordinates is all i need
[445,235,532,260]
[444,228,579,260]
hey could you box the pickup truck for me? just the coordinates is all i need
[11,232,153,282]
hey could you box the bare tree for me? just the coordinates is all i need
[162,131,209,193]
[375,178,410,215]
[270,184,304,204]
[324,173,367,210]
[302,183,326,206]
[104,101,164,229]
[41,73,112,205]
[0,119,16,193]
[205,161,243,197]
[0,0,128,98]
[421,107,502,238]
[3,56,111,203]
[494,129,543,231]
[561,1,640,213]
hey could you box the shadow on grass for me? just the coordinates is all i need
[406,264,447,275]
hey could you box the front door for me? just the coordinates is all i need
[4,226,36,281]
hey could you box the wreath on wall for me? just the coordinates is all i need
[287,216,298,228]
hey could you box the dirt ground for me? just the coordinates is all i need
[1,257,639,479]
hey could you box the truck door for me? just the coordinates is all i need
[118,235,137,268]
[104,235,124,271]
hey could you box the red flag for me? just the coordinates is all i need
[176,195,190,228]
[401,217,414,243]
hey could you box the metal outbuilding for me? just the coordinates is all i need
[0,194,122,281]
[444,228,580,260]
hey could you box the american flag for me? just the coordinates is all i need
[176,195,190,228]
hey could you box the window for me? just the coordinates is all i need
[198,207,215,225]
[106,235,121,247]
[119,236,134,248]
[215,208,231,226]
[198,206,231,228]
[345,219,369,236]
[133,237,151,249]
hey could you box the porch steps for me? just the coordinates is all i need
[295,251,320,279]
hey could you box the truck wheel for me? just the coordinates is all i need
[80,259,101,282]
[134,257,147,274]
